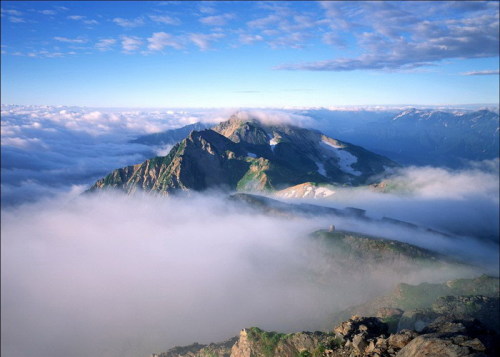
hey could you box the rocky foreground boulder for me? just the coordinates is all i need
[152,277,499,357]
[151,315,498,357]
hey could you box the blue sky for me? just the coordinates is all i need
[1,1,499,108]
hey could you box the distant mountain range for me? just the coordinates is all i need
[130,122,211,146]
[90,115,397,194]
[130,109,499,168]
[303,108,499,167]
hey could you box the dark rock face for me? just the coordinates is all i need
[398,309,441,332]
[90,129,250,194]
[89,115,398,195]
[334,316,389,342]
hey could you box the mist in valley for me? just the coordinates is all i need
[2,188,497,357]
[1,106,498,357]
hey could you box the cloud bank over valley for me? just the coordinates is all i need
[1,105,498,357]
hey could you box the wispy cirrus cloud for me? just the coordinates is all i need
[68,15,84,20]
[189,32,224,51]
[243,4,320,49]
[95,38,116,51]
[200,13,235,26]
[247,14,280,29]
[121,36,143,52]
[239,34,263,45]
[10,50,68,58]
[2,9,25,23]
[276,1,499,72]
[461,70,500,76]
[149,14,181,25]
[147,32,183,51]
[198,2,217,14]
[113,17,144,28]
[1,9,22,16]
[8,16,25,23]
[67,15,99,25]
[54,36,88,44]
[39,10,56,15]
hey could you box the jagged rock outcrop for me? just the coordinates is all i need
[90,129,250,194]
[151,336,237,357]
[397,318,498,357]
[151,276,499,356]
[89,115,398,195]
[230,327,340,357]
[153,315,498,357]
[333,316,498,357]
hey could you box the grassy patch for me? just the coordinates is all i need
[246,327,287,357]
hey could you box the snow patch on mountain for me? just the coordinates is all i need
[320,140,362,176]
[269,137,279,151]
[314,186,336,198]
[275,182,336,199]
[321,139,343,149]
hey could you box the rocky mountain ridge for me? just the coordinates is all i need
[151,274,499,356]
[307,108,499,167]
[152,317,498,357]
[131,109,499,168]
[309,229,460,275]
[89,115,398,194]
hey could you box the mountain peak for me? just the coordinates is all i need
[89,115,399,195]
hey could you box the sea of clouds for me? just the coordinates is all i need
[1,105,498,357]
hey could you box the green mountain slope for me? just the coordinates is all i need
[89,115,398,194]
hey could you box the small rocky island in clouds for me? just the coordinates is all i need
[2,1,499,357]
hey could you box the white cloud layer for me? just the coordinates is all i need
[299,162,500,249]
[1,191,487,357]
[1,105,498,357]
[0,105,221,204]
